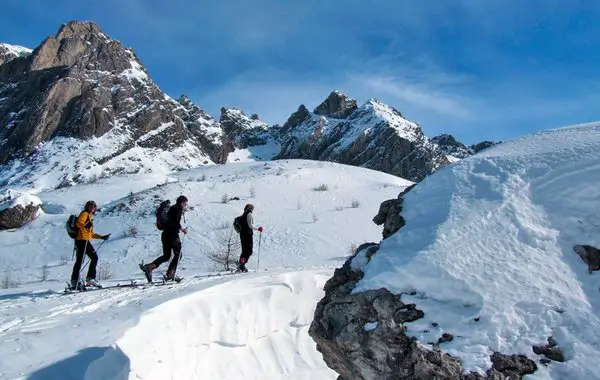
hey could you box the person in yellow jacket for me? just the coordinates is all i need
[70,200,110,289]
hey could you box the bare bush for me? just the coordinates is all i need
[335,205,344,211]
[217,221,230,230]
[209,183,216,190]
[349,243,358,255]
[126,225,138,237]
[351,199,360,208]
[1,269,21,289]
[199,173,206,181]
[221,193,229,204]
[313,184,328,191]
[97,263,114,280]
[206,228,240,271]
[250,185,256,198]
[60,254,70,265]
[312,212,319,223]
[40,264,49,281]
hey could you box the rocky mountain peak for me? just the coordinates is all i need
[282,104,310,132]
[29,20,135,73]
[220,107,267,135]
[431,134,473,159]
[313,90,358,119]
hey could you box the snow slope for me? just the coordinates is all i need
[0,159,412,379]
[353,122,600,379]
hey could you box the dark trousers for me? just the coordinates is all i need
[71,240,98,281]
[152,233,182,275]
[239,232,253,265]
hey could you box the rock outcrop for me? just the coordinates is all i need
[0,21,229,189]
[0,203,40,229]
[275,91,450,182]
[573,244,600,273]
[372,184,416,239]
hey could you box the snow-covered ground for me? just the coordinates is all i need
[353,122,600,379]
[0,159,412,379]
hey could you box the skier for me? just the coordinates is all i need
[236,203,263,273]
[141,195,188,282]
[70,200,110,289]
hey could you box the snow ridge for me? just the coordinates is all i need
[354,122,600,379]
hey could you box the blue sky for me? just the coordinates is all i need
[2,0,600,144]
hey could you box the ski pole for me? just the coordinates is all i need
[257,231,262,272]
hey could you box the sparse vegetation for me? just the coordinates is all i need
[40,264,50,281]
[349,243,359,255]
[250,185,256,198]
[335,205,344,211]
[221,193,229,204]
[1,269,21,289]
[351,199,360,208]
[60,253,70,265]
[199,173,206,181]
[126,225,138,237]
[313,184,329,191]
[217,221,230,230]
[312,212,319,223]
[209,183,216,191]
[97,263,114,280]
[206,228,240,271]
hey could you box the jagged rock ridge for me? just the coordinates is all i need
[275,91,450,182]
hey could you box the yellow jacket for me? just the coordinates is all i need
[75,210,103,241]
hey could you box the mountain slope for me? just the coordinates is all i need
[310,122,600,379]
[0,21,228,190]
[0,159,412,379]
[275,91,450,182]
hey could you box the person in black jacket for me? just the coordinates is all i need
[236,203,263,273]
[141,195,188,282]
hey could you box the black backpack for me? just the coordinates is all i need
[233,215,243,233]
[156,200,171,230]
[66,214,78,239]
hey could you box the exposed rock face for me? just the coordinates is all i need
[432,134,474,159]
[0,203,40,229]
[275,92,450,182]
[471,140,500,154]
[313,90,358,119]
[533,337,565,363]
[573,244,600,273]
[219,107,280,154]
[372,184,416,239]
[309,186,538,379]
[0,21,228,189]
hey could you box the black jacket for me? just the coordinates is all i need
[163,204,184,237]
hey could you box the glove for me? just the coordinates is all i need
[258,226,263,232]
[102,234,110,240]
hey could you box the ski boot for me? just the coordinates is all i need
[85,278,103,288]
[140,262,156,283]
[164,270,182,283]
[67,279,86,292]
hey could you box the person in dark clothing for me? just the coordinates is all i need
[236,204,263,273]
[142,195,188,282]
[70,200,110,289]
